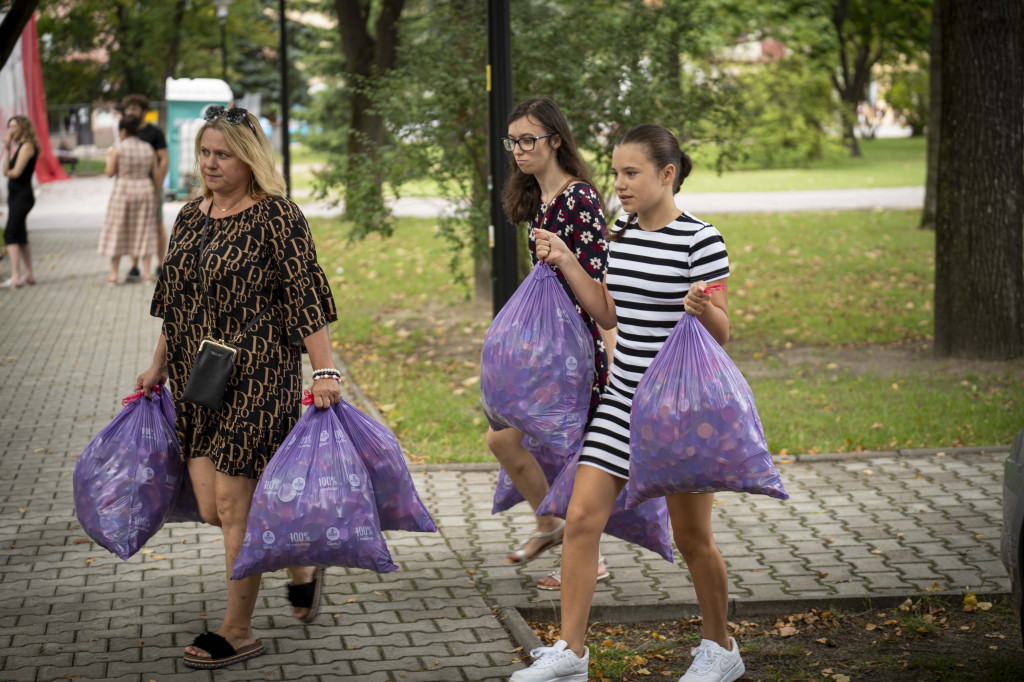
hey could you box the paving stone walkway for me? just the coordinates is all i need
[0,177,1011,681]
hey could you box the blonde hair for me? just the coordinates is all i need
[193,111,287,199]
[7,116,40,151]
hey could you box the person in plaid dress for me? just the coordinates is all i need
[97,115,159,283]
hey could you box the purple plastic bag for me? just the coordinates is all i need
[73,387,183,560]
[332,399,436,533]
[164,468,203,524]
[625,313,788,509]
[232,406,398,579]
[536,451,674,563]
[479,262,594,457]
[146,385,204,524]
[492,435,567,514]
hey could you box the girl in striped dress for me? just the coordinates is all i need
[510,124,744,682]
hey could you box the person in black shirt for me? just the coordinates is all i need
[121,94,169,282]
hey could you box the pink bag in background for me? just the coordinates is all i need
[479,262,594,457]
[492,435,567,514]
[232,405,398,579]
[73,386,183,560]
[536,450,674,562]
[626,306,788,509]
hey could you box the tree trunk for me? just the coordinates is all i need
[920,0,940,229]
[933,0,1024,359]
[162,0,189,95]
[0,0,40,70]
[335,0,404,166]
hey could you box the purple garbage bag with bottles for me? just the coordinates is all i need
[332,398,436,533]
[73,386,184,560]
[625,302,788,510]
[232,405,398,579]
[492,435,566,514]
[536,450,674,562]
[479,262,595,458]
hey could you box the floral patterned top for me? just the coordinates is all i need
[527,182,610,420]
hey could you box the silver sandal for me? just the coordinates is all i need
[506,519,566,566]
[537,555,610,591]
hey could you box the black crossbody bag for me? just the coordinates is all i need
[182,202,273,410]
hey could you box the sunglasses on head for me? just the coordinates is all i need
[203,105,260,138]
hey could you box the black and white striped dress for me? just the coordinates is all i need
[578,212,730,479]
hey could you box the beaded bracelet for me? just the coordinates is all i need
[312,368,342,381]
[312,375,341,382]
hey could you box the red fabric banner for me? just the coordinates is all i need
[20,15,67,184]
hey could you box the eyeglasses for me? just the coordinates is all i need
[203,105,260,138]
[502,133,554,152]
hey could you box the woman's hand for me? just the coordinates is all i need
[683,280,713,317]
[135,364,168,398]
[534,228,573,268]
[310,377,341,409]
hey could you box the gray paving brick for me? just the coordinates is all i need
[0,180,1014,681]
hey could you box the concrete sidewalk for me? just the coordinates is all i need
[0,177,1011,681]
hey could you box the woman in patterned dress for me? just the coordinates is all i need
[98,115,159,283]
[136,106,340,670]
[489,97,613,589]
[511,125,744,682]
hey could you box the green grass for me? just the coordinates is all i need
[310,203,1022,464]
[292,137,925,203]
[683,137,925,193]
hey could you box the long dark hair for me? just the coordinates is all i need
[608,124,693,242]
[501,97,600,225]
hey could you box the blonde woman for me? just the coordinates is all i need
[136,106,340,670]
[2,116,39,288]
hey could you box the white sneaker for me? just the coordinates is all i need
[679,637,744,682]
[509,639,589,682]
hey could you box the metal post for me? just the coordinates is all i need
[487,0,517,317]
[214,0,230,83]
[219,22,227,82]
[279,0,291,197]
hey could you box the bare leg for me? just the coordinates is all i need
[141,255,152,281]
[20,243,33,282]
[109,256,120,283]
[184,459,261,658]
[5,244,22,283]
[559,464,624,657]
[487,427,562,561]
[666,493,730,649]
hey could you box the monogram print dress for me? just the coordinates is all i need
[527,182,609,420]
[151,196,337,478]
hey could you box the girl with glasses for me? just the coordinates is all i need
[510,124,743,682]
[490,97,613,591]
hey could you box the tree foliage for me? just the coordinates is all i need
[37,0,299,108]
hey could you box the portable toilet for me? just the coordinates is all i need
[165,77,232,198]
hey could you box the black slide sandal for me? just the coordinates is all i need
[182,632,264,669]
[286,566,324,623]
